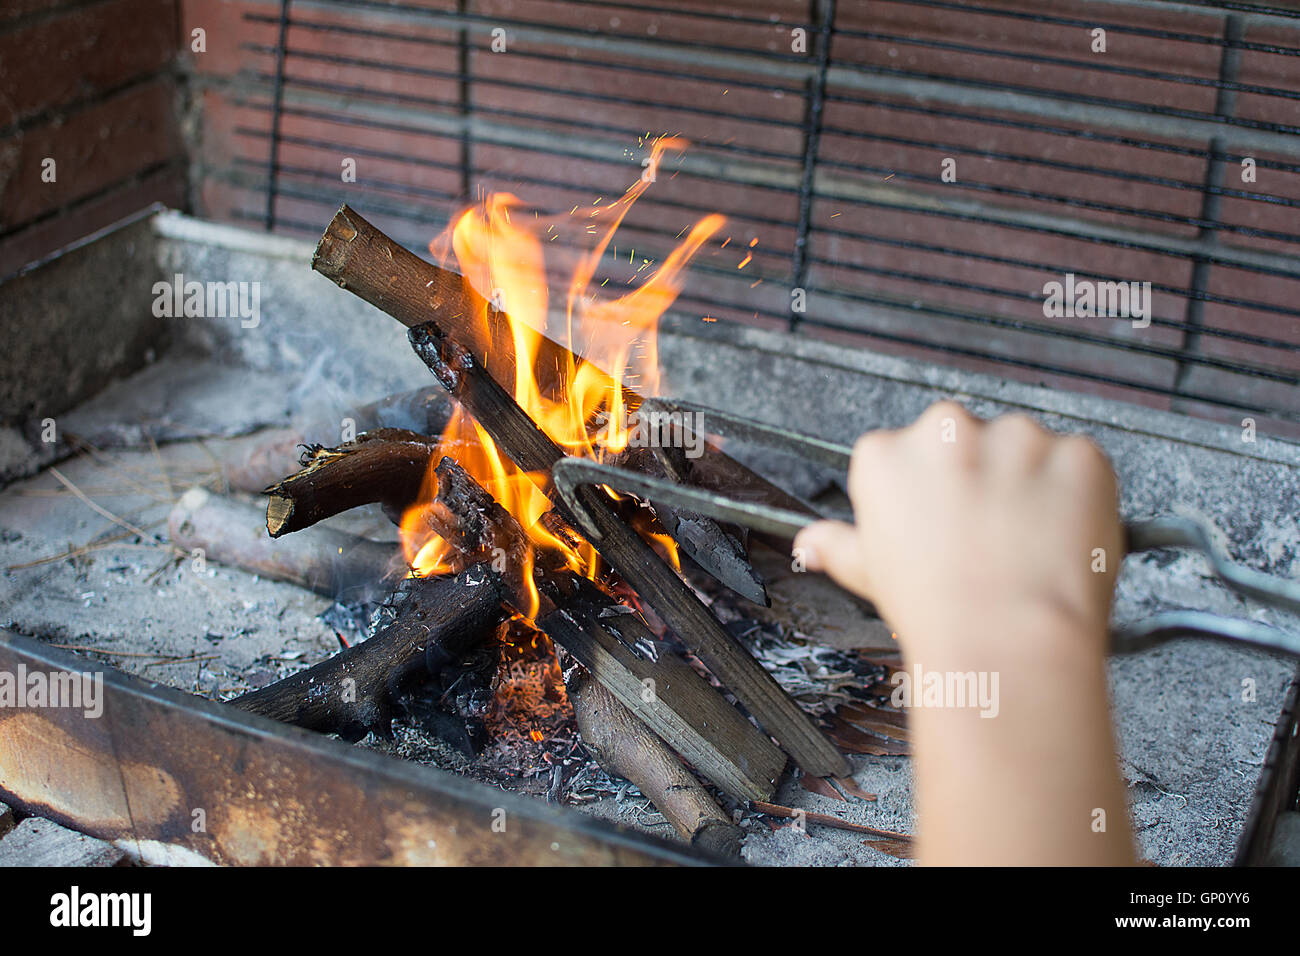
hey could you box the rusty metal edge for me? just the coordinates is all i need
[1235,662,1300,866]
[0,630,724,867]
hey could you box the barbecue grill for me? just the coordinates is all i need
[1,0,1298,869]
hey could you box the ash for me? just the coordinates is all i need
[366,614,617,805]
[693,567,893,718]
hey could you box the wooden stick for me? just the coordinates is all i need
[224,386,453,493]
[750,800,913,842]
[312,205,563,401]
[539,583,785,803]
[230,565,505,741]
[408,322,849,779]
[567,668,745,857]
[264,428,440,537]
[168,487,397,600]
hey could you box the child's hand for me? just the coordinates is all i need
[794,401,1123,664]
[794,401,1135,865]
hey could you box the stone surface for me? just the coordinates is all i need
[0,817,126,867]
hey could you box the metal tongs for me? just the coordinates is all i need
[554,399,1300,660]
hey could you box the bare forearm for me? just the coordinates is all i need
[907,609,1136,866]
[796,402,1135,865]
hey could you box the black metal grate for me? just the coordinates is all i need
[231,0,1300,436]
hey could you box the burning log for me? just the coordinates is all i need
[311,204,813,596]
[264,428,440,536]
[405,321,849,780]
[168,487,397,600]
[620,430,767,606]
[312,206,567,401]
[423,456,786,802]
[223,386,454,493]
[567,669,745,857]
[230,565,505,741]
[421,455,536,605]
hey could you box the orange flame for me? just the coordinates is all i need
[400,136,722,620]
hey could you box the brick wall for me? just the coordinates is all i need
[5,1,1299,436]
[0,0,186,278]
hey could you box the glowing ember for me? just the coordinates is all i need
[400,136,723,620]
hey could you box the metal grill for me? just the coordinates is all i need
[225,0,1300,436]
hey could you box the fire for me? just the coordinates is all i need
[400,136,723,619]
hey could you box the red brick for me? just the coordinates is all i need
[180,0,277,77]
[833,0,1223,113]
[0,78,183,231]
[0,0,177,127]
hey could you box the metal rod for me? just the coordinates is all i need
[263,0,293,232]
[1174,14,1245,403]
[832,61,1300,139]
[790,0,836,334]
[819,95,1300,175]
[844,27,1300,101]
[847,0,1300,53]
[817,129,1300,211]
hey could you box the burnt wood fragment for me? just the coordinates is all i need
[224,386,454,493]
[264,428,440,536]
[750,800,913,843]
[230,565,505,741]
[168,487,396,600]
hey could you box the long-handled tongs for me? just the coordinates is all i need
[554,399,1300,660]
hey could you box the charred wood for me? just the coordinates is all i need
[423,456,786,802]
[223,386,454,493]
[229,565,505,741]
[406,321,848,779]
[540,583,785,803]
[264,428,439,537]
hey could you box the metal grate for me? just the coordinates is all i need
[221,0,1300,436]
